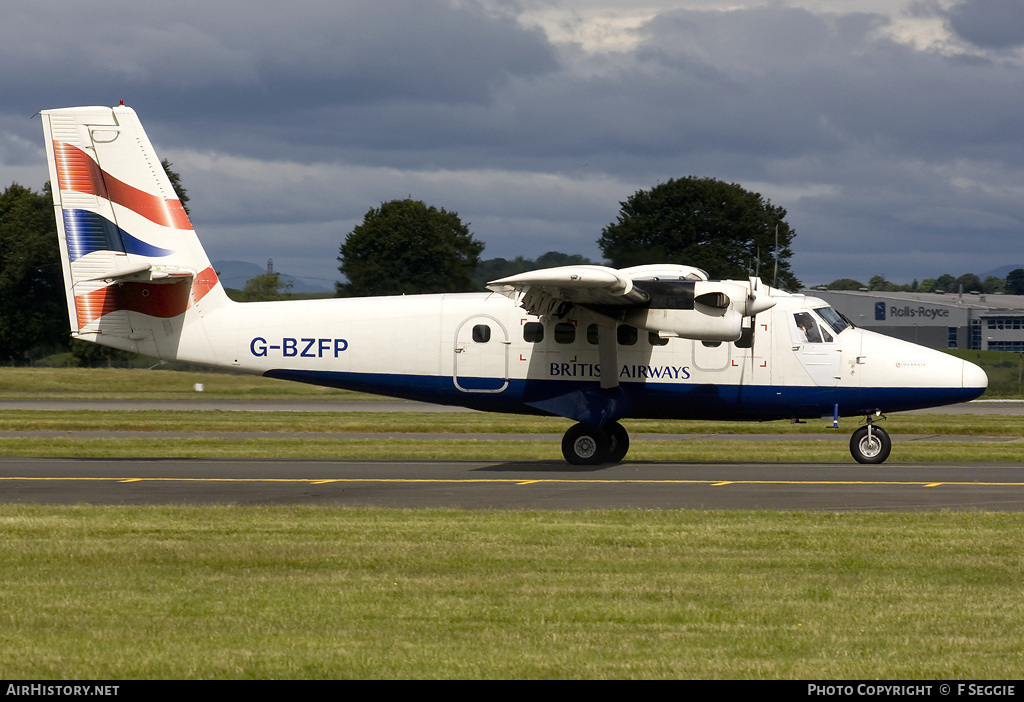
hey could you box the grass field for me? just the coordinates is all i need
[2,367,1024,678]
[0,408,1022,462]
[0,367,372,400]
[2,506,1023,679]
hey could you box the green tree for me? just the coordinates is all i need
[534,251,593,268]
[238,272,292,301]
[338,199,484,296]
[826,278,865,290]
[598,176,800,289]
[162,159,189,215]
[955,273,982,293]
[935,274,955,292]
[473,251,594,289]
[68,337,135,368]
[868,275,897,292]
[0,183,67,362]
[1006,269,1024,295]
[982,276,1005,294]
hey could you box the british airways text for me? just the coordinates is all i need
[550,363,690,380]
[250,337,348,357]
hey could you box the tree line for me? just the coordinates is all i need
[337,177,800,297]
[824,271,1024,295]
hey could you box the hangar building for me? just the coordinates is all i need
[802,289,1024,351]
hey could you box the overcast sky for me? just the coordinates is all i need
[4,0,1024,288]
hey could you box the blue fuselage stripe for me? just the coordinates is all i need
[264,369,979,422]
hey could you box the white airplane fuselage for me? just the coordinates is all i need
[117,286,984,426]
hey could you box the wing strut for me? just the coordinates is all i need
[597,320,618,390]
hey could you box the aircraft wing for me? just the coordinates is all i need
[487,265,650,316]
[487,263,774,319]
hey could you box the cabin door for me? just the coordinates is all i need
[453,315,510,393]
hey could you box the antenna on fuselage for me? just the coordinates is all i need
[772,224,779,290]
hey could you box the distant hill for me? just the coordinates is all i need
[982,264,1024,279]
[211,260,334,294]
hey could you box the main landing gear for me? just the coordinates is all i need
[849,416,891,464]
[562,421,630,465]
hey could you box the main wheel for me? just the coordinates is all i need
[562,423,609,465]
[604,421,630,463]
[850,425,891,464]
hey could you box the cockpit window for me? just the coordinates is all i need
[794,312,825,343]
[815,306,851,335]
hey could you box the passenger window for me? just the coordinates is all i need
[617,325,637,346]
[587,324,600,345]
[554,322,576,344]
[649,332,669,346]
[523,322,544,343]
[472,324,490,343]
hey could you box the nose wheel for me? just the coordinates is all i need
[561,421,630,465]
[850,422,891,464]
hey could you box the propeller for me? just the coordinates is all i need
[737,224,779,355]
[745,276,774,316]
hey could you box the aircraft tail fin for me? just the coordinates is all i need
[41,105,230,359]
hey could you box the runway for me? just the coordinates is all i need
[3,457,1024,511]
[2,398,1021,510]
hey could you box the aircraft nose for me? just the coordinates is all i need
[962,359,988,390]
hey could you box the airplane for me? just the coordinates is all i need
[40,105,988,465]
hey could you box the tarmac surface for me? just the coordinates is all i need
[1,399,1021,510]
[2,456,1024,510]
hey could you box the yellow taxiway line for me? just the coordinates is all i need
[3,476,1024,487]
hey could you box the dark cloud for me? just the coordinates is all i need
[2,1,555,127]
[4,1,1024,286]
[948,0,1024,49]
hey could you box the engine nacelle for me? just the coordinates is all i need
[619,279,772,341]
[622,307,744,341]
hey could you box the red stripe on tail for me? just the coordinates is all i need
[53,142,193,230]
[75,279,193,327]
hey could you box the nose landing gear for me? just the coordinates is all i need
[850,416,891,464]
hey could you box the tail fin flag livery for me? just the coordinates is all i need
[41,105,988,465]
[42,106,227,358]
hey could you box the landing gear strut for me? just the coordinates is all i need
[561,421,630,465]
[850,417,891,464]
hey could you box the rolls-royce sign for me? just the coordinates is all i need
[875,302,950,321]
